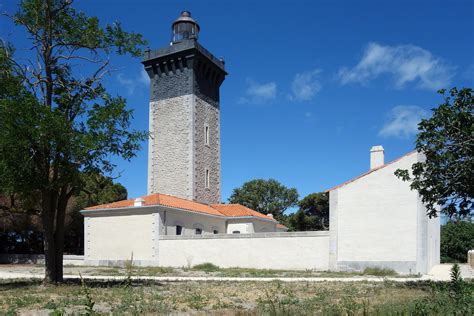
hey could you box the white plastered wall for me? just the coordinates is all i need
[329,152,440,274]
[158,209,226,236]
[158,232,330,270]
[84,211,159,265]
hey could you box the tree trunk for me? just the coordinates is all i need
[41,188,67,284]
[43,227,59,284]
[54,188,69,283]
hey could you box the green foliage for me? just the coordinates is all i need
[191,262,220,272]
[122,252,134,289]
[256,280,474,315]
[395,87,473,218]
[79,273,96,315]
[75,173,127,209]
[287,192,329,231]
[449,263,470,305]
[362,267,397,277]
[440,220,474,263]
[228,179,299,220]
[0,0,147,283]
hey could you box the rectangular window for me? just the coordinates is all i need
[205,169,210,188]
[176,225,183,235]
[195,228,202,235]
[205,125,210,146]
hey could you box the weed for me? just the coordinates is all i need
[187,293,208,310]
[123,252,134,288]
[79,273,96,315]
[49,307,65,316]
[43,300,58,309]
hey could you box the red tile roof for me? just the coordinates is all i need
[84,193,277,222]
[211,204,272,220]
[326,150,417,192]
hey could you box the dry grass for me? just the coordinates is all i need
[0,279,447,315]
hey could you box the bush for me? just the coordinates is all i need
[441,221,474,263]
[191,263,220,272]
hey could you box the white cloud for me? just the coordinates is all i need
[117,69,149,95]
[379,105,429,138]
[239,79,277,104]
[338,43,455,90]
[289,69,322,101]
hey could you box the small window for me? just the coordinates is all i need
[232,231,240,234]
[195,228,202,235]
[205,125,210,146]
[176,225,183,235]
[213,230,219,234]
[205,169,210,189]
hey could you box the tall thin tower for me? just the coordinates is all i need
[142,11,227,204]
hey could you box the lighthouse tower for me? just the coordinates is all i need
[142,11,227,204]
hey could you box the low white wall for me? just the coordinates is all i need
[158,231,330,270]
[85,212,157,262]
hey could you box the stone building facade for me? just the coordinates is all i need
[143,12,227,205]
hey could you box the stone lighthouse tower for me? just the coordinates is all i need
[142,11,227,204]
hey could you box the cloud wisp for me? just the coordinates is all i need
[289,69,322,101]
[338,43,455,90]
[239,79,277,104]
[117,69,149,95]
[379,105,429,139]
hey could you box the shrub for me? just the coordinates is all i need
[191,262,220,272]
[362,267,398,276]
[441,221,474,263]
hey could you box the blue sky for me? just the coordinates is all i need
[1,0,473,204]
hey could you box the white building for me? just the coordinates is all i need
[81,11,440,274]
[81,194,287,266]
[327,146,440,274]
[81,146,439,274]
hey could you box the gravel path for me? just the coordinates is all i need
[0,263,471,282]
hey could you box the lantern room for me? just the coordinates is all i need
[171,11,200,44]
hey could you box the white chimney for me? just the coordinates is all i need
[370,145,385,169]
[134,197,144,207]
[267,213,274,219]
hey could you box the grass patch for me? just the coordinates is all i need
[0,278,472,314]
[362,267,398,276]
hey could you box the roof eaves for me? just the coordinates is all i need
[81,203,227,219]
[325,150,417,192]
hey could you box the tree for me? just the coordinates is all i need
[288,192,329,231]
[298,192,329,229]
[395,88,473,219]
[228,179,299,220]
[0,0,147,283]
[0,173,127,255]
[441,221,474,263]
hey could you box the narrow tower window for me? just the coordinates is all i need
[205,125,210,146]
[205,169,210,188]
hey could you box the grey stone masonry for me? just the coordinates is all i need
[143,39,227,204]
